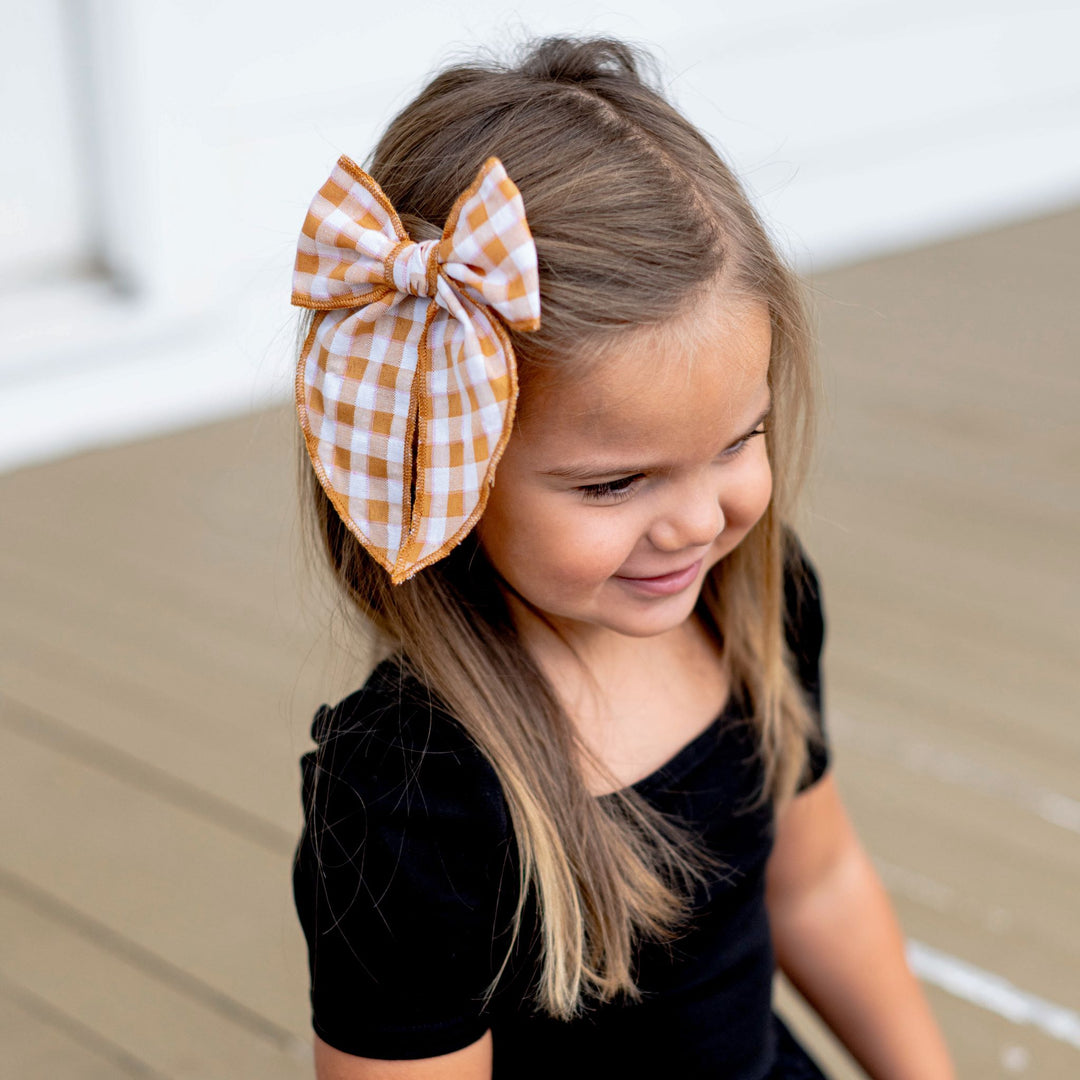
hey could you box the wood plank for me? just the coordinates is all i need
[0,889,311,1079]
[0,978,154,1080]
[834,744,1080,1005]
[0,717,310,1036]
[780,976,1080,1079]
[0,406,370,837]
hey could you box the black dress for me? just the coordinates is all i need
[292,545,831,1078]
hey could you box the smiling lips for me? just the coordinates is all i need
[615,558,704,596]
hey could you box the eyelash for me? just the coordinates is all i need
[726,424,767,459]
[577,425,767,503]
[579,475,641,503]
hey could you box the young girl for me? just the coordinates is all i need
[289,37,955,1080]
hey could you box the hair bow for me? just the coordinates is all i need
[291,155,541,584]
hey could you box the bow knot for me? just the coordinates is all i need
[385,237,440,298]
[291,155,541,584]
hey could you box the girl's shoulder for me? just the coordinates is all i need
[782,529,825,674]
[781,531,829,791]
[294,658,516,1060]
[301,655,512,842]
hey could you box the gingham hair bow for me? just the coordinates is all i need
[291,155,541,584]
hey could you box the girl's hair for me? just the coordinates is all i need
[296,36,821,1020]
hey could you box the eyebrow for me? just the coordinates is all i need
[542,401,773,482]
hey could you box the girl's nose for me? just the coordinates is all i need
[647,485,725,552]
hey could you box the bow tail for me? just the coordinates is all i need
[296,296,429,575]
[390,289,518,583]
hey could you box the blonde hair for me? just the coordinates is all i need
[296,36,822,1021]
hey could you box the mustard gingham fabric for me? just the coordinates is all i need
[291,156,541,583]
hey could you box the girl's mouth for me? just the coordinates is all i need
[614,558,703,596]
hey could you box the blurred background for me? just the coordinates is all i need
[1,1,1077,1077]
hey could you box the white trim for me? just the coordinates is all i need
[908,940,1080,1050]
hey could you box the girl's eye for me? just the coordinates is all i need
[722,425,767,459]
[578,475,642,503]
[577,425,766,503]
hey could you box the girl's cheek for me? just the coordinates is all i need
[737,456,774,525]
[543,506,636,581]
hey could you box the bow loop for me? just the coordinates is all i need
[438,161,542,331]
[291,159,404,309]
[291,155,541,583]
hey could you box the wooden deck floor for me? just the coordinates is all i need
[1,206,1077,1078]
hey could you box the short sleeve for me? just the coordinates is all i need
[783,535,830,793]
[291,661,514,1059]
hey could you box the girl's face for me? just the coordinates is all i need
[476,290,774,644]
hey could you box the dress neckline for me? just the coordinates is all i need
[602,691,746,799]
[371,655,749,801]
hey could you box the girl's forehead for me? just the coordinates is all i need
[518,297,772,448]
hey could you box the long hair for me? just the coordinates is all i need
[295,36,821,1020]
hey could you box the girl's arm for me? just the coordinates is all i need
[314,1031,492,1080]
[764,774,956,1080]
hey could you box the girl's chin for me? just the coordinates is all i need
[595,593,705,639]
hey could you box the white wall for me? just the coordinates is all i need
[2,0,1078,472]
